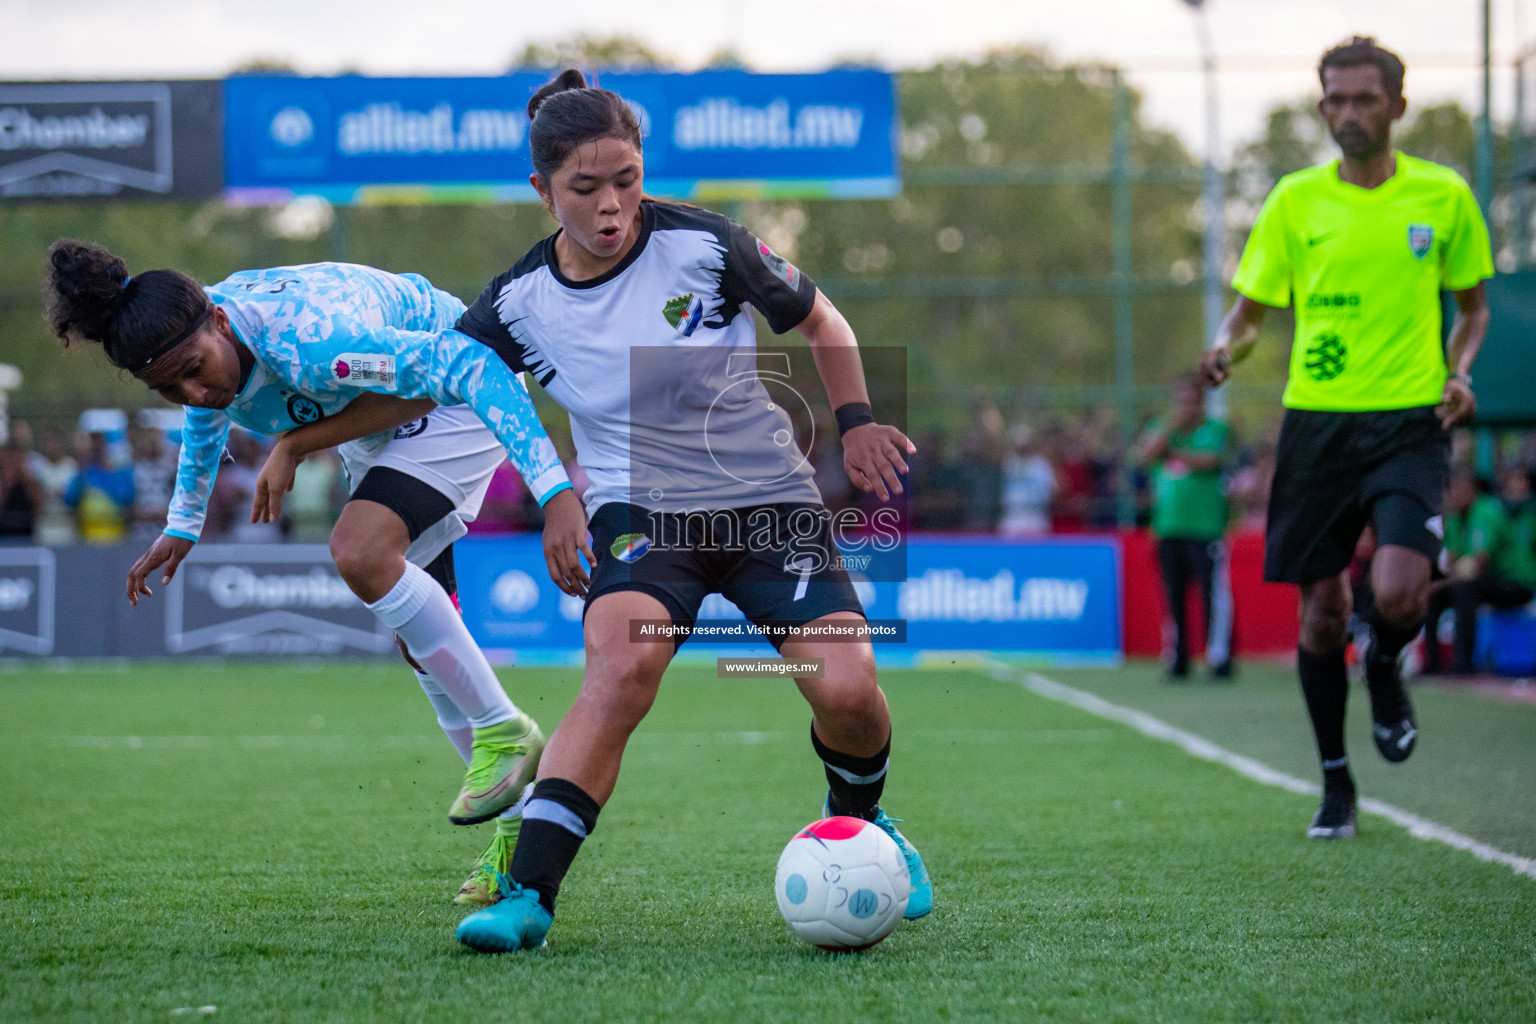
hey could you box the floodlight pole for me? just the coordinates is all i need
[1184,0,1227,421]
[1111,71,1137,529]
[1477,0,1494,217]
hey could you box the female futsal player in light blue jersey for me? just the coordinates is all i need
[46,239,597,906]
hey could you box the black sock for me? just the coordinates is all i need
[1363,610,1420,714]
[1296,646,1354,793]
[508,778,601,915]
[812,725,890,821]
[1365,609,1420,664]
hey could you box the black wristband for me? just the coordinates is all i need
[835,402,875,436]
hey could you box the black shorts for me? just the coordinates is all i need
[1264,406,1450,584]
[349,466,458,595]
[583,502,866,649]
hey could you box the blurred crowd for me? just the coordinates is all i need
[0,401,1287,545]
[0,411,577,546]
[876,395,1282,536]
[6,401,1535,550]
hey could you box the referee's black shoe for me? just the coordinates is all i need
[1307,786,1358,840]
[1361,630,1419,764]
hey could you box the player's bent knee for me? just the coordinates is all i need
[1374,586,1428,627]
[582,648,666,727]
[800,648,884,725]
[328,530,371,586]
[1299,602,1350,651]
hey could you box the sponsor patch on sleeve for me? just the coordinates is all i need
[332,354,396,385]
[757,240,800,289]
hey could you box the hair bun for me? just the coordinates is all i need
[46,238,128,347]
[527,67,590,121]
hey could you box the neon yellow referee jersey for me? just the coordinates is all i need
[1232,152,1493,411]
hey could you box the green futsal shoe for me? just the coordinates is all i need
[448,714,545,825]
[455,819,520,907]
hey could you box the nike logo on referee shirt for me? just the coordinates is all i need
[1306,229,1342,247]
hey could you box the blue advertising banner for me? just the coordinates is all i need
[455,535,1121,667]
[223,70,897,205]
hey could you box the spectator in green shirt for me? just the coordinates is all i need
[1139,375,1234,680]
[1425,465,1536,674]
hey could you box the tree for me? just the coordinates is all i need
[510,35,673,72]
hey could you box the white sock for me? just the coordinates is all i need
[415,670,474,765]
[368,563,517,730]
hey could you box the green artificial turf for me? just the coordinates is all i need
[1,660,1532,1023]
[1042,660,1536,860]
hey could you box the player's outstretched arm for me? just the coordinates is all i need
[1438,282,1489,428]
[285,319,570,501]
[126,534,193,606]
[1198,295,1272,387]
[133,405,235,605]
[284,317,587,588]
[251,393,438,524]
[542,489,595,598]
[796,290,916,502]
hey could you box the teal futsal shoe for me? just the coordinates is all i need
[872,809,934,919]
[824,794,934,920]
[456,875,553,953]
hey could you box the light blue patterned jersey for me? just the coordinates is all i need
[166,262,569,541]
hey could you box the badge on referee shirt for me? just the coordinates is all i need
[1408,224,1434,260]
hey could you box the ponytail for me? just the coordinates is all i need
[526,68,643,183]
[46,239,210,370]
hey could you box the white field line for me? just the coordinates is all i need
[989,664,1536,883]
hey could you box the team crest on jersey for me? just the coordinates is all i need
[757,240,799,288]
[611,533,652,563]
[663,293,704,336]
[286,395,323,425]
[1409,224,1434,259]
[332,353,396,385]
[394,417,428,439]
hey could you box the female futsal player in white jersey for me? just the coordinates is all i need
[44,241,596,906]
[415,69,935,952]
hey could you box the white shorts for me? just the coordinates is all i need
[339,404,505,568]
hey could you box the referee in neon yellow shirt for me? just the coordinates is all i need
[1199,36,1492,840]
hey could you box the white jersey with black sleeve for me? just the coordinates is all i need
[454,200,825,515]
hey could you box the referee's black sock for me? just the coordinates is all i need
[1364,609,1420,664]
[813,725,891,821]
[1296,646,1354,793]
[508,778,601,915]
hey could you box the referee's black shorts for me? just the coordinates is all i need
[582,502,866,649]
[1264,405,1449,585]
